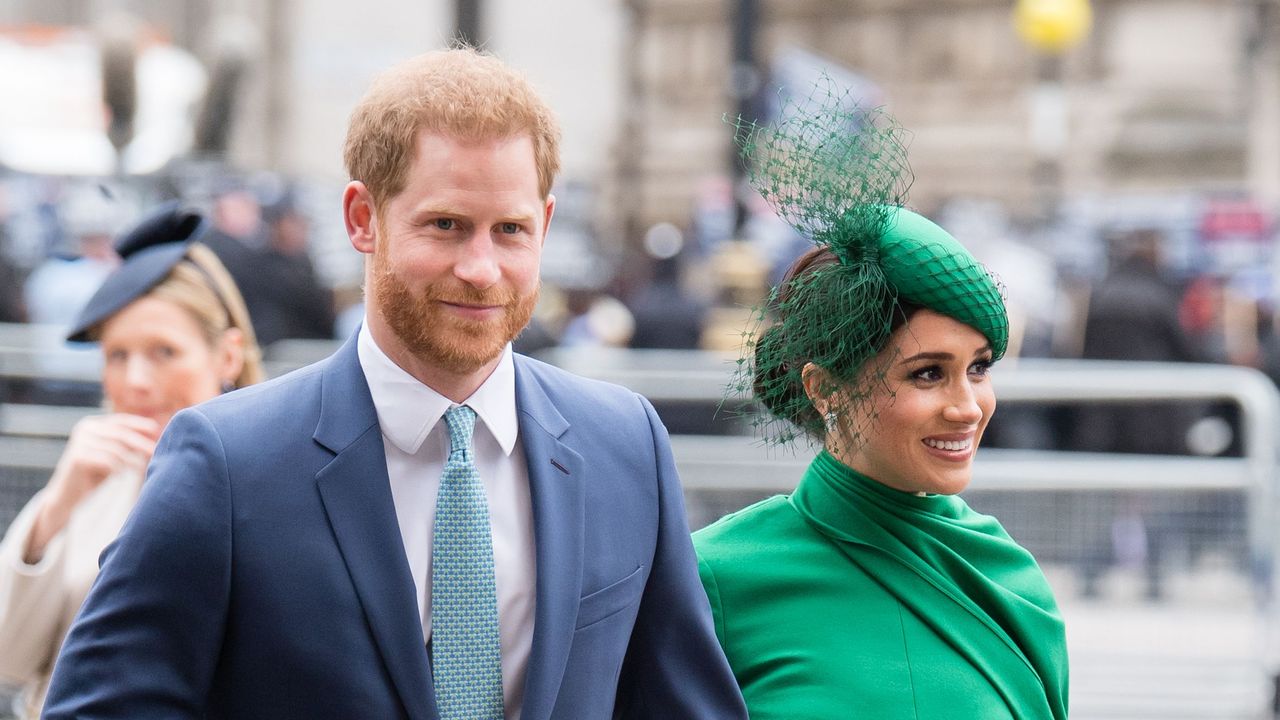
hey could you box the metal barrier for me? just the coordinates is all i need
[4,334,1280,718]
[541,348,1280,720]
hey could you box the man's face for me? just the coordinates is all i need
[367,132,553,375]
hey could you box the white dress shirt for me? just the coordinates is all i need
[357,323,536,719]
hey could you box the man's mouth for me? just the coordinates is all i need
[440,300,502,315]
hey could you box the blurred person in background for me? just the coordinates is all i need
[203,185,264,261]
[1075,226,1209,600]
[43,47,744,720]
[626,239,708,350]
[558,288,635,348]
[244,191,336,347]
[1076,226,1206,453]
[201,185,336,348]
[0,184,25,323]
[1255,302,1280,388]
[0,204,263,719]
[0,234,25,416]
[0,250,24,324]
[21,189,123,406]
[21,211,118,326]
[200,186,268,319]
[693,101,1068,719]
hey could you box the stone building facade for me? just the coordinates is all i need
[7,0,1280,248]
[619,0,1280,239]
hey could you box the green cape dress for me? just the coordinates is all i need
[693,451,1069,719]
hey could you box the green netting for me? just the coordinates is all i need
[733,83,913,267]
[725,79,1007,454]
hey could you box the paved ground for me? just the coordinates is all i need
[1,567,1267,719]
[1050,563,1273,719]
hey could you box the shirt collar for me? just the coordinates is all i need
[356,321,519,456]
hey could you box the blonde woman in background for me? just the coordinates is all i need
[0,203,263,718]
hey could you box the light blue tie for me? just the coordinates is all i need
[432,405,505,719]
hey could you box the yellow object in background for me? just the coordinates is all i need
[1013,0,1093,53]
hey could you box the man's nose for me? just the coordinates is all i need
[453,233,501,289]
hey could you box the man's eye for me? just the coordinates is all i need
[499,222,520,234]
[434,218,455,230]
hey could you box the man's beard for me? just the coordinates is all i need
[372,252,538,375]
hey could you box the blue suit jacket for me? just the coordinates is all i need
[42,337,747,719]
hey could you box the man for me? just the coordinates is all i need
[43,49,747,720]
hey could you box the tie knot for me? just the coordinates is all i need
[443,405,477,460]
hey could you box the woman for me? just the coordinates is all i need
[693,97,1069,719]
[0,203,263,718]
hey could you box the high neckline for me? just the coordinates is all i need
[775,451,1069,720]
[795,450,964,530]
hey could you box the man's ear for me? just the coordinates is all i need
[343,181,377,255]
[538,193,556,248]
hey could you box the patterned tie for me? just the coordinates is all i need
[431,405,505,719]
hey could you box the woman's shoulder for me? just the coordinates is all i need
[694,495,793,542]
[692,494,831,569]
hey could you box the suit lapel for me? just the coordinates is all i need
[513,357,585,720]
[313,338,437,720]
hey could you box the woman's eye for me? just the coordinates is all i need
[911,366,943,382]
[433,218,455,230]
[970,360,994,377]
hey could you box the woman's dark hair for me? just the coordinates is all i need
[752,245,919,436]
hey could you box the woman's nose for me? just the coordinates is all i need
[123,355,154,390]
[943,381,983,424]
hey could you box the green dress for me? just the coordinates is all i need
[693,451,1069,720]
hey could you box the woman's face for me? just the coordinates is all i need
[99,296,242,429]
[818,309,996,495]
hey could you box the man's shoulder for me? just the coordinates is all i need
[514,352,642,406]
[512,353,664,445]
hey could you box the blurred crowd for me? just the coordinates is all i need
[0,126,1271,632]
[0,173,335,346]
[3,170,1279,411]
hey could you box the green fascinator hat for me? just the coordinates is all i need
[878,206,1008,356]
[730,83,1007,446]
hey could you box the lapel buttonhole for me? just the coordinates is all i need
[550,458,570,475]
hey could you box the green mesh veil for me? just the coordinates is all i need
[727,81,1008,451]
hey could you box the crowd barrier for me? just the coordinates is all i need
[3,326,1279,718]
[540,347,1280,720]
